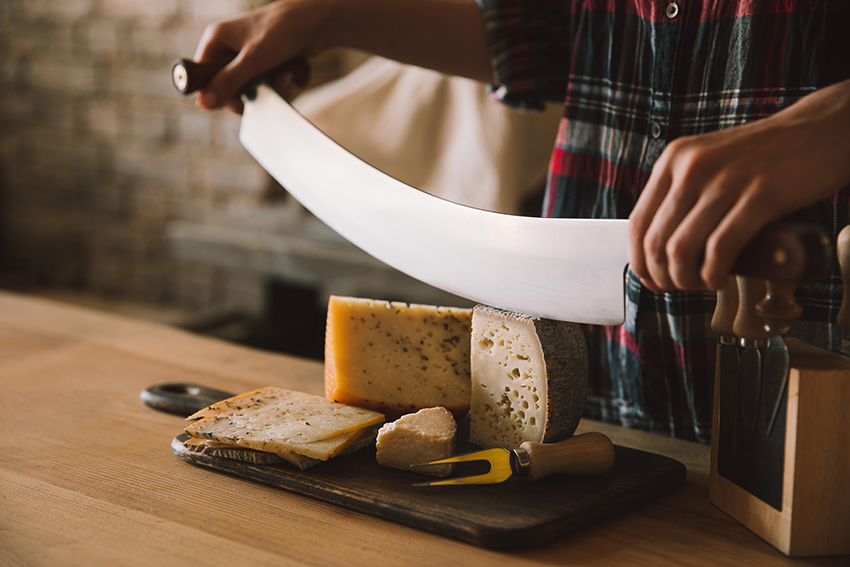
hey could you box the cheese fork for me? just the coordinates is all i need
[411,432,616,486]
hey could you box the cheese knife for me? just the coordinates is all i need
[755,222,830,433]
[733,276,768,451]
[837,226,850,355]
[756,283,801,437]
[712,276,740,455]
[410,432,616,486]
[172,60,833,324]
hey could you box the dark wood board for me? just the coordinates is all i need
[171,434,686,549]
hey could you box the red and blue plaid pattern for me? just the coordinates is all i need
[477,0,850,442]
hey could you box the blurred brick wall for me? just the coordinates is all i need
[0,0,331,313]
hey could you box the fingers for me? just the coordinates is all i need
[700,192,769,290]
[642,175,699,290]
[198,47,266,110]
[630,136,747,292]
[665,188,736,290]
[192,6,297,111]
[628,159,672,287]
[630,138,709,291]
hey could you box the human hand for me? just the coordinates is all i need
[193,0,333,113]
[628,79,850,292]
[190,0,493,114]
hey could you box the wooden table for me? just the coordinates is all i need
[0,291,845,566]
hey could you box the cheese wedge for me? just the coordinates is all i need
[375,407,457,477]
[324,296,473,419]
[183,386,384,461]
[469,305,588,449]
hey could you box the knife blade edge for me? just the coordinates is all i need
[240,85,631,324]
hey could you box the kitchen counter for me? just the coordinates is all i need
[0,291,845,566]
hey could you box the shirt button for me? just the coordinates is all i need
[651,122,662,139]
[666,2,679,19]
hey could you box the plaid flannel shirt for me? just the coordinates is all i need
[476,0,850,442]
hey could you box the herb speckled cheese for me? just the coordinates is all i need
[469,305,588,449]
[183,386,384,461]
[324,296,472,420]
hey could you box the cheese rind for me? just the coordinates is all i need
[375,407,457,477]
[184,428,378,469]
[324,296,472,419]
[469,305,588,449]
[183,386,384,461]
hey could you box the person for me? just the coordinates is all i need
[292,55,562,215]
[191,0,850,442]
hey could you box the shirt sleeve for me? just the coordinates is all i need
[475,0,572,111]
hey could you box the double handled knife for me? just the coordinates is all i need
[172,59,832,324]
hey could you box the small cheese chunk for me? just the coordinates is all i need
[184,386,384,461]
[376,407,457,477]
[469,305,588,449]
[324,296,473,419]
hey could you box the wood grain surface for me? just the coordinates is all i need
[0,291,847,566]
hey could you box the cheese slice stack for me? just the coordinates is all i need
[469,305,588,449]
[184,386,384,468]
[324,296,473,419]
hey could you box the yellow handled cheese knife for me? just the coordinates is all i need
[410,432,616,486]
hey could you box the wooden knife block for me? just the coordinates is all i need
[710,337,850,557]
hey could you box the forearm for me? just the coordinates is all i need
[778,78,850,194]
[320,0,495,84]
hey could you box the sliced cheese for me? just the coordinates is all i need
[375,407,457,477]
[186,386,384,444]
[469,305,588,449]
[184,437,285,465]
[184,427,379,469]
[324,296,472,419]
[183,386,384,461]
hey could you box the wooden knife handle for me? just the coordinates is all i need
[836,225,850,331]
[733,276,769,341]
[755,281,802,336]
[520,432,615,480]
[730,222,832,283]
[711,276,739,337]
[171,57,310,95]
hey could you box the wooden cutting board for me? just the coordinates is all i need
[171,433,685,549]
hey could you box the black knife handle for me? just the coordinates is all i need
[140,383,234,417]
[731,222,832,284]
[171,57,311,95]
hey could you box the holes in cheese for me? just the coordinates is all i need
[324,296,472,420]
[469,305,588,449]
[183,386,384,461]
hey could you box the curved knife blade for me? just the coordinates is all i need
[240,85,631,324]
[235,85,832,324]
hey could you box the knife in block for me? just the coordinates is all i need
[712,276,740,458]
[710,225,848,557]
